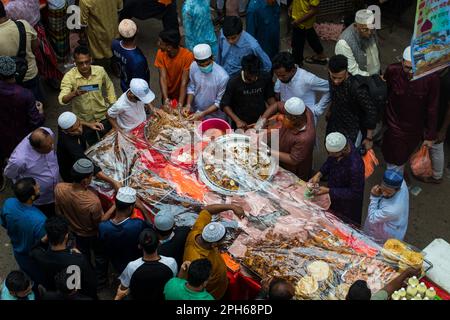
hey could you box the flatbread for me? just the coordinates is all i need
[307,261,331,282]
[295,276,319,298]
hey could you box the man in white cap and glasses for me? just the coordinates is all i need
[107,78,156,133]
[56,111,121,191]
[382,46,439,176]
[335,9,380,77]
[112,19,150,93]
[55,158,116,287]
[309,132,365,225]
[153,210,191,268]
[99,186,148,274]
[183,204,244,300]
[183,43,229,121]
[258,97,316,180]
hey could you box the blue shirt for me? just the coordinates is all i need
[112,40,150,92]
[0,198,46,255]
[217,30,272,77]
[364,181,409,244]
[98,217,147,273]
[1,281,35,300]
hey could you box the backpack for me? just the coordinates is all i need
[12,21,28,84]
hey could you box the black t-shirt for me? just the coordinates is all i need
[220,72,275,126]
[157,226,190,267]
[41,291,93,300]
[129,261,174,300]
[56,128,101,182]
[30,243,98,299]
[438,68,450,131]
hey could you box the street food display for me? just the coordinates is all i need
[84,114,435,300]
[198,134,277,195]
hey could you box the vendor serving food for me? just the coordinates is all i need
[56,112,121,191]
[258,97,316,181]
[107,78,156,133]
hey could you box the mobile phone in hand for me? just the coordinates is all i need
[78,84,99,92]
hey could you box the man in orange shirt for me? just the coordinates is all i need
[154,29,194,109]
[183,204,244,300]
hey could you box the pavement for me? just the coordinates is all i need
[0,1,449,298]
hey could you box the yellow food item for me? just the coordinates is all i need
[402,251,423,267]
[383,239,407,255]
[307,261,331,282]
[295,276,319,299]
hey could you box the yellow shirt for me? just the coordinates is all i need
[80,0,123,59]
[183,210,228,300]
[0,19,38,81]
[292,0,320,29]
[58,65,117,122]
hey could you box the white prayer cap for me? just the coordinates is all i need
[154,211,175,231]
[116,186,137,204]
[72,158,94,174]
[284,97,306,116]
[58,112,77,130]
[325,132,347,153]
[355,9,375,25]
[403,46,412,62]
[193,44,212,60]
[118,19,137,38]
[202,222,226,243]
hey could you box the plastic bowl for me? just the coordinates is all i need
[197,118,231,138]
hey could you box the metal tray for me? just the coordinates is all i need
[197,134,278,196]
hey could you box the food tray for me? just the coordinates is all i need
[197,134,278,196]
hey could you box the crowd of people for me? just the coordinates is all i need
[0,0,449,301]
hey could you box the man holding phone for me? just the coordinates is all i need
[58,46,117,145]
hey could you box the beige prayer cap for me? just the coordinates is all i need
[355,9,375,25]
[118,19,137,38]
[325,132,347,153]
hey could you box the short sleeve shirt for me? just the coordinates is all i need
[164,277,214,300]
[291,0,320,29]
[154,47,194,99]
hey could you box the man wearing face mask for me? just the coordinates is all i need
[382,46,439,174]
[363,170,409,245]
[258,97,316,180]
[335,9,380,77]
[56,112,120,192]
[4,127,59,218]
[309,132,365,225]
[183,44,229,121]
[221,54,276,129]
[1,178,46,286]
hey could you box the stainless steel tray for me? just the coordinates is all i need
[197,134,278,196]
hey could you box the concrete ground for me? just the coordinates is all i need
[0,1,449,298]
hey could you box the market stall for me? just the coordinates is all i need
[85,108,447,300]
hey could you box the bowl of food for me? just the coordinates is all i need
[197,118,231,141]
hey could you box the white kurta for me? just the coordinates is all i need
[335,39,380,76]
[107,91,147,132]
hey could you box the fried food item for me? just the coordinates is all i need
[295,276,319,299]
[307,261,331,282]
[384,239,407,254]
[402,251,424,267]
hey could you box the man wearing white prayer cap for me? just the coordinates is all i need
[56,111,121,190]
[183,204,244,299]
[382,46,440,177]
[183,43,229,121]
[153,210,191,267]
[309,132,365,225]
[335,9,380,76]
[257,97,316,180]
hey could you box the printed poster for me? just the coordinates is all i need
[412,0,450,79]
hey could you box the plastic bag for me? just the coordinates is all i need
[362,149,379,179]
[410,145,432,178]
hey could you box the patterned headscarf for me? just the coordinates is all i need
[0,56,17,77]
